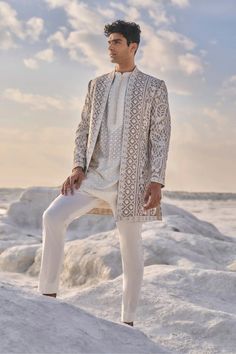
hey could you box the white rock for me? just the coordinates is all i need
[0,282,164,354]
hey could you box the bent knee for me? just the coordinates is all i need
[42,206,59,224]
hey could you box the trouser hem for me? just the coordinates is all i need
[37,282,58,294]
[121,310,136,322]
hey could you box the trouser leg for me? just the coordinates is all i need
[38,190,100,295]
[116,221,144,323]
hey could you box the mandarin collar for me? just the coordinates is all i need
[111,65,138,77]
[108,65,139,84]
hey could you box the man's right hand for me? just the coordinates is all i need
[61,167,86,195]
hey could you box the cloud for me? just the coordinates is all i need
[2,87,85,111]
[43,0,205,81]
[44,0,69,8]
[25,17,44,41]
[170,0,189,8]
[40,1,205,98]
[3,88,64,110]
[48,29,110,73]
[44,0,105,32]
[96,6,116,19]
[128,0,189,9]
[158,30,195,50]
[23,58,39,70]
[127,0,155,6]
[0,1,24,38]
[178,53,204,75]
[23,48,55,69]
[35,48,55,62]
[45,0,141,73]
[110,2,140,20]
[0,1,44,50]
[45,0,114,74]
[148,5,173,26]
[0,29,17,49]
[126,0,189,25]
[127,0,173,25]
[137,21,204,79]
[47,28,68,48]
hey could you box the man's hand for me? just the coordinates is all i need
[61,167,86,196]
[143,182,162,210]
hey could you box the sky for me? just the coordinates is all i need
[0,0,235,192]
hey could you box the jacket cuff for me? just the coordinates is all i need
[150,177,165,188]
[72,162,85,171]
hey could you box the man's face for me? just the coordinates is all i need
[107,32,137,63]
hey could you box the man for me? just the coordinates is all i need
[38,20,171,327]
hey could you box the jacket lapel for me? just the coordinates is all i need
[85,70,115,172]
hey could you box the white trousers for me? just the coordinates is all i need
[38,186,144,322]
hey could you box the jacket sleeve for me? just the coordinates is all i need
[72,79,92,171]
[149,80,171,188]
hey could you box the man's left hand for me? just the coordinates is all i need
[143,182,162,210]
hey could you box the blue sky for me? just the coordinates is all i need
[0,0,235,191]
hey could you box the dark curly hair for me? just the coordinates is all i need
[104,20,141,55]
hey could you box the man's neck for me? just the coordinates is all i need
[115,63,136,73]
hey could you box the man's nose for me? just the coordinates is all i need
[108,43,114,51]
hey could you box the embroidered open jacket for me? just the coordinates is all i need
[73,66,171,222]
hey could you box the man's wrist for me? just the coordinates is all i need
[150,181,164,188]
[72,166,84,173]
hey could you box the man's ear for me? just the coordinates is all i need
[131,42,138,55]
[133,42,137,50]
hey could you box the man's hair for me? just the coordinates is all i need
[104,20,141,55]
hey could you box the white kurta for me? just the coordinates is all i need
[79,70,132,204]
